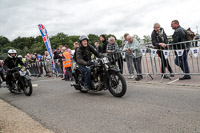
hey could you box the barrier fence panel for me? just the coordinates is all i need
[146,39,200,82]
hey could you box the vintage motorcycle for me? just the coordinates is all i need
[7,66,32,96]
[71,56,127,97]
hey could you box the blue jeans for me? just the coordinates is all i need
[56,62,62,74]
[78,65,92,88]
[175,49,190,74]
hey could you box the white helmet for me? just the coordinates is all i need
[8,49,17,58]
[18,55,22,58]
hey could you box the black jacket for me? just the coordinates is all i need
[151,28,168,49]
[101,40,109,53]
[73,48,78,62]
[172,26,189,49]
[3,57,24,70]
[76,45,101,66]
[96,45,102,53]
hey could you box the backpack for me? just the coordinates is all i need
[185,28,195,41]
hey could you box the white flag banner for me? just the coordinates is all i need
[190,47,200,58]
[140,49,146,56]
[163,50,170,59]
[151,49,157,57]
[176,50,184,56]
[197,41,200,47]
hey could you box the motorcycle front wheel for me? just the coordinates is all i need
[23,80,32,96]
[107,71,127,97]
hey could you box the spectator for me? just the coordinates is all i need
[94,40,102,53]
[171,20,191,80]
[107,36,123,73]
[0,61,5,83]
[58,45,63,53]
[35,53,43,62]
[65,45,72,58]
[74,42,79,49]
[124,35,142,81]
[62,47,72,81]
[17,55,24,67]
[54,48,63,76]
[100,34,109,53]
[34,53,43,76]
[43,51,52,77]
[123,33,135,79]
[73,42,79,62]
[151,23,174,78]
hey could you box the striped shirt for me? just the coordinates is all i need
[106,42,119,52]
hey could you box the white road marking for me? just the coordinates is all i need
[32,79,59,83]
[167,78,179,84]
[32,84,38,87]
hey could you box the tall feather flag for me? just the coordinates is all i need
[38,24,56,72]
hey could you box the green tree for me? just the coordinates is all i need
[0,36,10,46]
[143,35,151,43]
[133,34,140,42]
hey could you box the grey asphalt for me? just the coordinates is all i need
[0,78,200,133]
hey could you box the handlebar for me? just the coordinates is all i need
[6,66,26,72]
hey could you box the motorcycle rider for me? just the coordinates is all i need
[3,49,24,90]
[76,35,103,90]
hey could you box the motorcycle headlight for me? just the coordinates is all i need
[101,57,109,64]
[19,71,26,76]
[21,67,26,71]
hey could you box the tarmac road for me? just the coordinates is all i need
[0,78,200,133]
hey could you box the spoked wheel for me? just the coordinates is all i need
[23,80,32,96]
[108,71,127,97]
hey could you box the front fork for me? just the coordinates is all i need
[18,75,30,90]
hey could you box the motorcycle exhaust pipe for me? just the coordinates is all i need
[70,83,79,87]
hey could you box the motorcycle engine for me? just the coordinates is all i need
[91,75,101,90]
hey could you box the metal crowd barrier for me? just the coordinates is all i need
[150,40,200,82]
[29,59,64,77]
[137,40,200,82]
[28,40,200,83]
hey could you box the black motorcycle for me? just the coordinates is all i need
[71,56,127,97]
[7,66,32,96]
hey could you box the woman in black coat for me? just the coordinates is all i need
[151,23,173,78]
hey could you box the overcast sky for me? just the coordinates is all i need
[0,0,200,41]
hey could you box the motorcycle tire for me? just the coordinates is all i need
[108,71,127,97]
[23,80,32,96]
[79,89,88,93]
[8,88,15,93]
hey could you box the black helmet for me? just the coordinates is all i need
[79,35,89,43]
